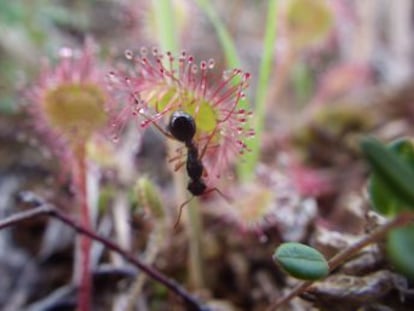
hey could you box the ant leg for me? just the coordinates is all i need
[167,156,186,171]
[174,196,194,229]
[204,187,232,204]
[173,161,186,172]
[173,188,230,228]
[167,145,186,163]
[131,91,178,140]
[168,154,183,163]
[138,111,175,139]
[198,127,219,160]
[167,146,187,172]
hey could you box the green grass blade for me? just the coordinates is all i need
[193,0,241,69]
[195,0,279,181]
[239,0,278,180]
[151,0,179,53]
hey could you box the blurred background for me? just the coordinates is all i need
[1,0,414,310]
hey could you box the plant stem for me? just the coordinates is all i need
[267,212,414,310]
[187,197,205,289]
[194,0,242,69]
[169,138,205,289]
[7,195,208,311]
[73,144,92,311]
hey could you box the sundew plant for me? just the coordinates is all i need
[1,1,414,311]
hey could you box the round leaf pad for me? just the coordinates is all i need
[273,242,329,280]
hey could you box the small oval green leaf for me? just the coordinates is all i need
[273,242,329,280]
[362,137,414,215]
[387,224,414,279]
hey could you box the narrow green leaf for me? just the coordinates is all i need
[238,0,279,181]
[387,224,414,279]
[193,0,241,69]
[273,242,329,280]
[193,0,251,132]
[361,137,414,211]
[152,0,179,54]
[195,0,279,181]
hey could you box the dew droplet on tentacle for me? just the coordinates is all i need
[124,49,133,60]
[222,70,232,80]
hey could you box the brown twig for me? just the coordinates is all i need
[267,212,414,310]
[3,194,209,311]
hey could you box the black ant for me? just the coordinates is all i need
[168,110,207,195]
[144,110,229,226]
[167,110,231,226]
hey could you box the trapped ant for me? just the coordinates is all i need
[168,111,209,194]
[143,109,230,227]
[168,111,231,226]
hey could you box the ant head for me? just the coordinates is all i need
[168,111,196,143]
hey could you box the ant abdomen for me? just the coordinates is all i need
[187,179,207,196]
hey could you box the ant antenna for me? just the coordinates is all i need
[198,126,219,160]
[138,110,175,139]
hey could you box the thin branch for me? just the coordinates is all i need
[2,194,209,311]
[0,205,54,230]
[267,212,414,310]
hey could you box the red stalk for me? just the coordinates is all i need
[73,143,92,311]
